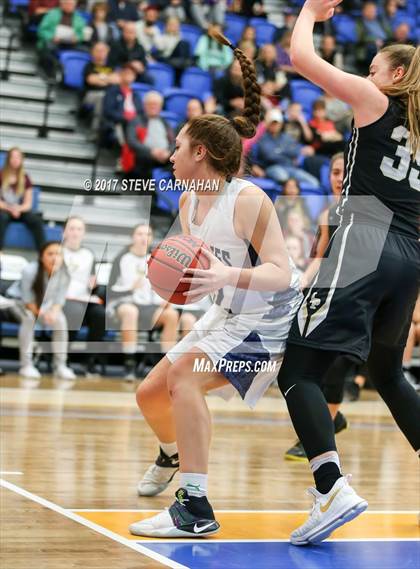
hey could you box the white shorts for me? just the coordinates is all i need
[166,298,301,408]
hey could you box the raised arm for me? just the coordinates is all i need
[290,0,389,128]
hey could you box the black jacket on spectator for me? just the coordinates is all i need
[108,38,147,69]
[126,114,175,167]
[214,74,244,115]
[107,0,138,22]
[102,84,143,125]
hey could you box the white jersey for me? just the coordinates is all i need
[187,177,301,315]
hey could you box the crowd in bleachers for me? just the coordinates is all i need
[1,0,419,386]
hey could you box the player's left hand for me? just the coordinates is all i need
[180,248,232,298]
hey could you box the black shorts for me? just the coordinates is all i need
[288,223,420,361]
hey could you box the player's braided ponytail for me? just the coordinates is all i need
[210,30,262,139]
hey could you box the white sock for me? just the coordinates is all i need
[310,451,341,474]
[160,441,178,458]
[180,473,208,497]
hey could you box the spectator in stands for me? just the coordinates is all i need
[28,0,59,27]
[37,0,86,76]
[284,209,314,265]
[240,25,257,52]
[7,241,75,380]
[125,91,174,178]
[283,102,328,180]
[176,97,205,132]
[323,92,352,135]
[84,2,119,45]
[0,148,45,252]
[195,24,234,73]
[102,62,143,145]
[107,0,138,27]
[83,42,121,133]
[106,224,179,379]
[190,0,226,30]
[251,108,320,187]
[154,17,192,80]
[163,0,186,22]
[380,0,399,37]
[389,22,415,46]
[62,216,106,374]
[355,1,391,74]
[276,30,300,80]
[136,5,162,57]
[318,35,344,69]
[284,102,313,144]
[108,21,153,84]
[256,43,290,102]
[273,7,297,43]
[214,59,244,116]
[285,235,306,273]
[309,98,345,157]
[232,0,266,18]
[274,177,312,230]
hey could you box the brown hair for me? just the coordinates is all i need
[330,152,344,171]
[379,44,420,157]
[184,30,262,178]
[1,147,26,197]
[92,2,108,16]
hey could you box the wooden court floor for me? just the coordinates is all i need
[0,374,419,569]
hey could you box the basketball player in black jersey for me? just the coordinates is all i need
[284,153,355,462]
[277,0,420,545]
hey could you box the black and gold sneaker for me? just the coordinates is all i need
[137,448,179,496]
[129,488,220,537]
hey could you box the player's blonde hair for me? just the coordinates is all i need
[379,44,420,157]
[184,30,262,178]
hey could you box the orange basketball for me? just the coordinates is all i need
[147,234,210,305]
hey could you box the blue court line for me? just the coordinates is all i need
[142,540,420,569]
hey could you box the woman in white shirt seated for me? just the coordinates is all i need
[7,241,75,380]
[62,216,106,374]
[107,224,180,380]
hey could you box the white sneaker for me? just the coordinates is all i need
[137,463,179,497]
[54,365,76,380]
[19,365,41,379]
[130,488,220,538]
[291,475,368,546]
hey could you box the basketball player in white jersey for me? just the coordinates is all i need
[129,31,303,538]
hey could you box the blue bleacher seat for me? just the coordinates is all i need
[148,62,175,91]
[164,88,201,120]
[290,79,323,116]
[8,0,28,12]
[320,162,331,193]
[180,68,212,97]
[76,10,92,24]
[160,110,181,131]
[244,177,281,201]
[250,20,278,46]
[0,152,6,168]
[132,82,154,100]
[153,168,179,214]
[59,51,91,90]
[180,24,202,53]
[224,13,248,44]
[4,222,63,251]
[333,14,358,44]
